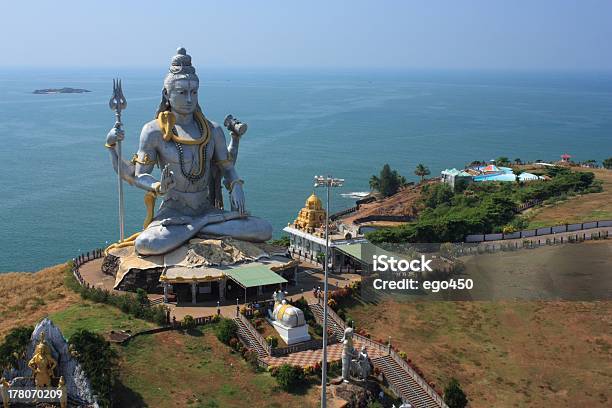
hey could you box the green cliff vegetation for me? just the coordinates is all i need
[367,168,599,243]
[69,329,118,407]
[0,326,33,370]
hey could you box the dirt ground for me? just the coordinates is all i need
[342,180,437,224]
[526,167,612,227]
[346,299,611,408]
[0,263,80,338]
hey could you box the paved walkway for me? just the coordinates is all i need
[79,258,117,292]
[263,339,384,368]
[76,257,361,321]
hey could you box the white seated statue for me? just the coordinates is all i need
[105,48,272,256]
[267,291,310,345]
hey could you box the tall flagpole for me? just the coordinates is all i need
[314,175,344,408]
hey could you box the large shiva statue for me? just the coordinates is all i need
[105,48,272,255]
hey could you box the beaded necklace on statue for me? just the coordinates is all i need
[165,112,210,183]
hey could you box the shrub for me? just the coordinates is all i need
[444,378,468,408]
[243,348,260,370]
[275,364,305,391]
[265,335,279,348]
[422,183,454,208]
[0,326,33,370]
[65,268,168,326]
[268,235,290,247]
[136,288,150,306]
[182,315,196,330]
[399,351,407,360]
[327,299,337,310]
[214,318,237,345]
[327,360,342,378]
[294,297,316,324]
[303,365,316,376]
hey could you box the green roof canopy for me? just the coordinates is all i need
[224,264,288,288]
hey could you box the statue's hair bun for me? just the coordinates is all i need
[169,47,195,75]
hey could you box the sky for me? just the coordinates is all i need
[1,0,611,70]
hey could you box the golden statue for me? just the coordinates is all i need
[0,377,9,408]
[58,376,67,408]
[27,333,57,388]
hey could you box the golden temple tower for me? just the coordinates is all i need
[292,193,326,234]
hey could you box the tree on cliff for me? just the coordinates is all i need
[369,164,407,197]
[414,163,430,182]
[603,157,612,169]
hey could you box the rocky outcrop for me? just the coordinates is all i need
[1,318,98,407]
[109,237,275,289]
[101,253,119,276]
[328,379,382,408]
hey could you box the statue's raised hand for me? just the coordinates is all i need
[231,182,246,214]
[158,164,176,195]
[106,125,124,147]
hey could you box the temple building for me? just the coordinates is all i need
[284,193,328,263]
[107,239,299,305]
[159,258,297,305]
[292,193,326,235]
[284,192,366,273]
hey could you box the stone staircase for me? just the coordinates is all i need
[309,302,446,408]
[233,317,268,358]
[372,355,441,408]
[308,303,344,341]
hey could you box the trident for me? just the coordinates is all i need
[109,79,127,241]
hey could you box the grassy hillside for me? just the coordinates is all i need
[344,299,611,407]
[0,263,80,338]
[0,265,319,407]
[526,168,612,227]
[116,327,319,408]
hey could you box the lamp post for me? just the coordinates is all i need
[314,175,344,408]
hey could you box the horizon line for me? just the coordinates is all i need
[1,65,612,74]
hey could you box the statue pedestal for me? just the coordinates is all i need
[270,320,311,345]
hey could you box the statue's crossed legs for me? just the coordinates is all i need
[135,208,273,256]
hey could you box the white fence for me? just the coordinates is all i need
[465,220,612,243]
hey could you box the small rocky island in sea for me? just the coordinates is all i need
[33,87,91,94]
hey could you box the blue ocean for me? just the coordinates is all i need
[1,68,611,272]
